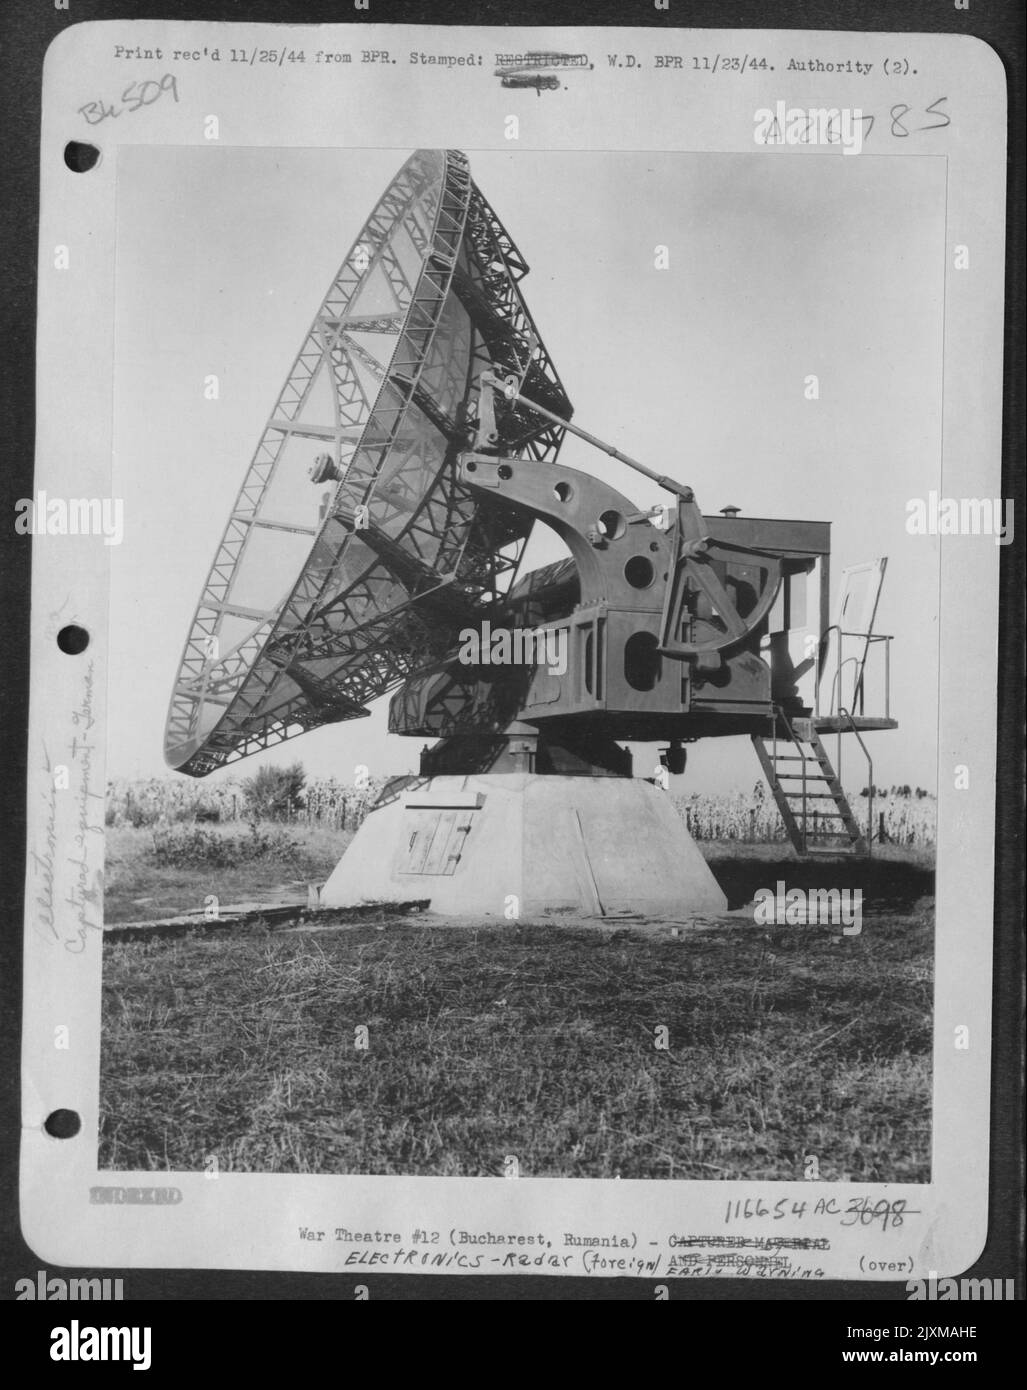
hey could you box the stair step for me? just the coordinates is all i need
[751,724,868,861]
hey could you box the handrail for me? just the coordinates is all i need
[828,656,865,718]
[836,706,874,861]
[816,623,893,721]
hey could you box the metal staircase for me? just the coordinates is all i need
[752,709,868,857]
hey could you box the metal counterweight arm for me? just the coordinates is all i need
[478,371,698,503]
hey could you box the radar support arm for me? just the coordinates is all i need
[477,371,697,502]
[473,371,783,661]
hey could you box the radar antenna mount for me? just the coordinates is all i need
[166,150,897,918]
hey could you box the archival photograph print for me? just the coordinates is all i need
[93,141,946,1185]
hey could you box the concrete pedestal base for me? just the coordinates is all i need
[320,774,727,919]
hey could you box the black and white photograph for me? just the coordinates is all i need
[99,142,943,1188]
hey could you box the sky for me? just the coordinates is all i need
[109,145,946,793]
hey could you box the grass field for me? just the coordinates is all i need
[99,845,933,1182]
[103,822,350,923]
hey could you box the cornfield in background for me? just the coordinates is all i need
[298,777,388,830]
[105,773,388,832]
[105,777,244,828]
[676,784,936,847]
[107,772,935,848]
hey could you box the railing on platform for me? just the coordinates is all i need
[816,625,893,722]
[835,706,874,861]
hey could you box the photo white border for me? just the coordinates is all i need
[21,20,1007,1282]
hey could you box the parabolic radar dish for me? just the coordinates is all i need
[165,149,571,776]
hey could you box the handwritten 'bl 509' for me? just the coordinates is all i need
[78,74,179,127]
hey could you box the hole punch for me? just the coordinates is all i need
[57,625,90,655]
[64,141,100,173]
[44,1109,81,1139]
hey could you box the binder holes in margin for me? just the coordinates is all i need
[64,142,100,173]
[44,1109,81,1139]
[57,625,90,655]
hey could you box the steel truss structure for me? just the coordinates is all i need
[166,149,570,775]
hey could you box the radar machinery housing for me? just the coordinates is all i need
[165,148,895,879]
